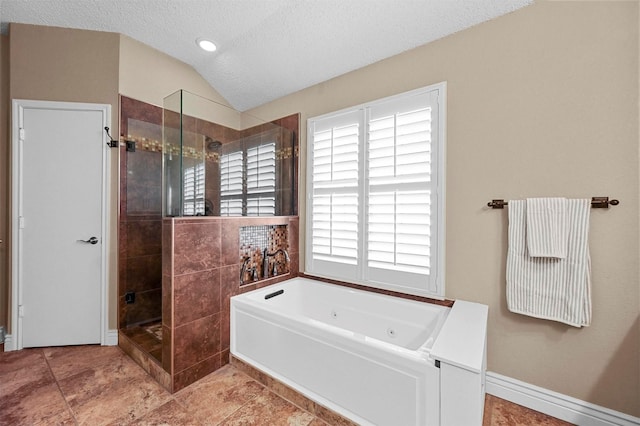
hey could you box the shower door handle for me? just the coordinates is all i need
[78,237,99,245]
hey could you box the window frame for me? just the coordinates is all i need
[305,82,446,299]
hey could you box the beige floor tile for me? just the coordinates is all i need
[485,394,573,426]
[0,380,74,425]
[218,390,316,426]
[0,346,575,426]
[175,365,265,425]
[57,352,171,425]
[44,344,127,381]
[125,399,201,426]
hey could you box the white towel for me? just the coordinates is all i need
[526,198,568,258]
[506,199,591,327]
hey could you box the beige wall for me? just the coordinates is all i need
[247,1,640,417]
[0,35,9,333]
[119,35,241,129]
[8,24,121,330]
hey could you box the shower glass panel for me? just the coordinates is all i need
[162,91,183,217]
[162,90,298,217]
[119,96,164,364]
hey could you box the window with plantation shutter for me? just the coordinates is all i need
[307,83,445,298]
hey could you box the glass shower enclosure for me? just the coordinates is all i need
[162,90,297,218]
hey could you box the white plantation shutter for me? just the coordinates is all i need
[220,151,243,216]
[366,92,438,292]
[183,162,205,216]
[308,111,361,280]
[307,84,445,298]
[220,143,277,216]
[247,143,276,216]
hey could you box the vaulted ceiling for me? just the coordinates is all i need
[0,0,532,111]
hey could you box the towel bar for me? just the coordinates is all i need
[487,197,620,209]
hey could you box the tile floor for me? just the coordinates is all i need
[0,345,572,425]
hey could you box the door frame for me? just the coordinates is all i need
[10,99,111,350]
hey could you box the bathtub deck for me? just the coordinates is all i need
[0,345,572,425]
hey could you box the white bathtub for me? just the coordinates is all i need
[231,277,488,426]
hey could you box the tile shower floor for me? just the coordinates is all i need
[120,320,163,363]
[0,345,572,426]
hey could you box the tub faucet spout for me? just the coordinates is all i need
[263,248,290,279]
[240,257,252,285]
[263,248,269,280]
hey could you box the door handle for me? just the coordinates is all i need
[78,237,99,245]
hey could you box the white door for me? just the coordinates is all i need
[12,100,110,348]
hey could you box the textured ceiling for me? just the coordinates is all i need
[0,0,532,111]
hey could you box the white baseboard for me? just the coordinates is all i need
[103,329,119,346]
[3,331,118,350]
[486,371,640,426]
[3,334,16,351]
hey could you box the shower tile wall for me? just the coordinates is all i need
[164,216,299,392]
[118,94,300,392]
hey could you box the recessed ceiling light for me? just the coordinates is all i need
[196,38,217,52]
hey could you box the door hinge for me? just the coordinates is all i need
[19,128,25,141]
[435,360,441,368]
[18,216,25,229]
[18,305,24,318]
